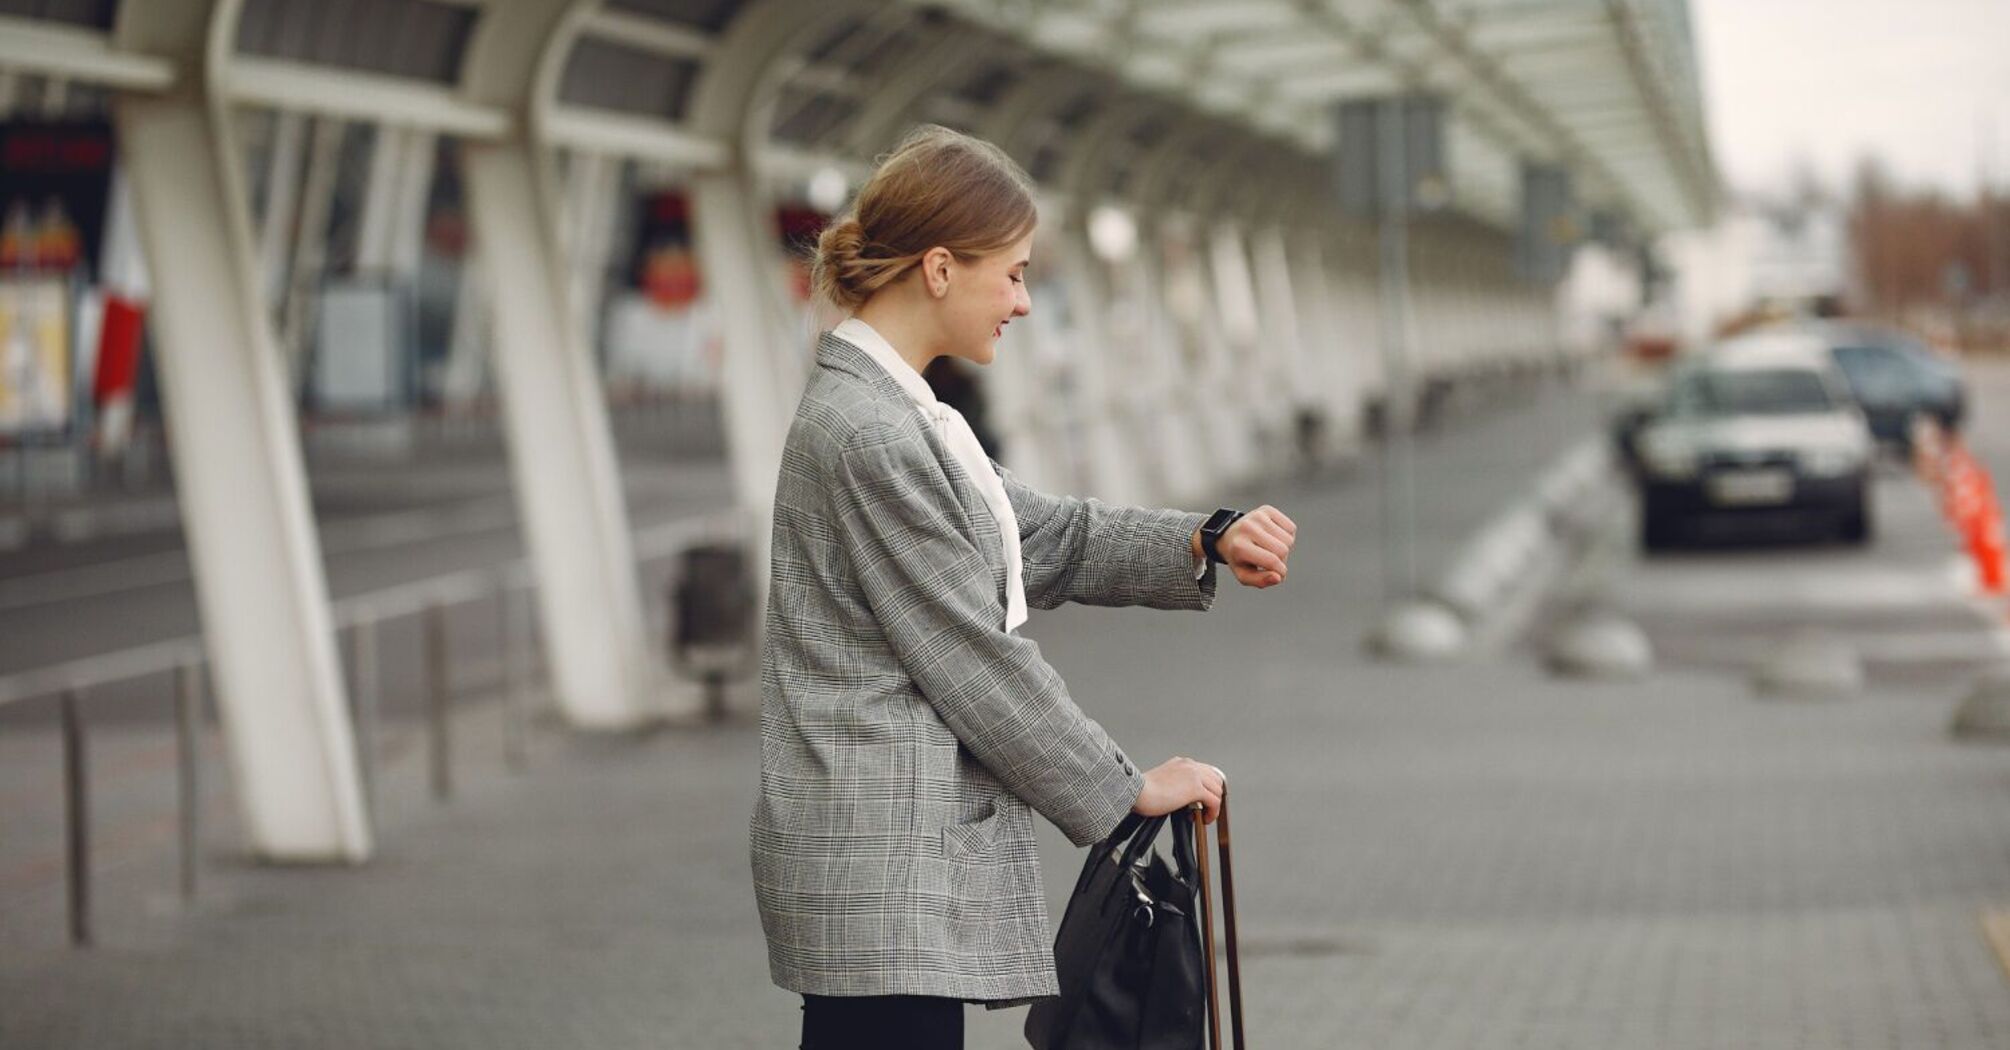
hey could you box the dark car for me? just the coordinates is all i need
[1627,333,1875,549]
[1807,323,1965,449]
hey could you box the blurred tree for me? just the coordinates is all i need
[1847,156,2009,350]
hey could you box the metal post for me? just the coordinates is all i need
[426,599,452,801]
[1376,99,1420,603]
[349,615,380,825]
[174,661,202,901]
[60,688,90,947]
[499,573,527,773]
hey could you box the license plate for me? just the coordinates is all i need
[1708,468,1793,506]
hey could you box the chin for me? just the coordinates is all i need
[966,343,997,366]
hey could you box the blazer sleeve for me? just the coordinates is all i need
[833,424,1143,847]
[997,462,1220,612]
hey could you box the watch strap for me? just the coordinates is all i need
[1200,508,1244,565]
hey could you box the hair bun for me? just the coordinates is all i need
[807,125,1038,311]
[812,217,872,310]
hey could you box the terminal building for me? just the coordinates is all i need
[0,0,1715,862]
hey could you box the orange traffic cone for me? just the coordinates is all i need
[1971,504,2009,595]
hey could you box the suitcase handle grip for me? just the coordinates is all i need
[1191,791,1246,1050]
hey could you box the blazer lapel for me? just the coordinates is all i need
[817,333,1006,586]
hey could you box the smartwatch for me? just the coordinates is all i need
[1199,508,1244,565]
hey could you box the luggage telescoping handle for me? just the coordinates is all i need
[1190,790,1246,1050]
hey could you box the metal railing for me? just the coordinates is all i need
[0,391,726,522]
[0,508,742,947]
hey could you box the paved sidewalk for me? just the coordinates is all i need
[9,379,2010,1048]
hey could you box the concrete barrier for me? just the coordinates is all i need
[1371,435,1639,663]
[1369,599,1469,663]
[1544,609,1654,679]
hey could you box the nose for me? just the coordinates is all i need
[1013,284,1032,317]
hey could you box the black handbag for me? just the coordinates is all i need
[1025,810,1208,1049]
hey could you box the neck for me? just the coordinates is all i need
[853,297,939,376]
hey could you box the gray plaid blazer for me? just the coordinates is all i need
[751,331,1218,1005]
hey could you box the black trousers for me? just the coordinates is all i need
[799,994,964,1050]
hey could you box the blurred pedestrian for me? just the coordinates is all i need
[922,355,1002,461]
[751,124,1298,1050]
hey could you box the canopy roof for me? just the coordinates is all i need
[0,0,1716,235]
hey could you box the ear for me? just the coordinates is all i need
[921,246,954,299]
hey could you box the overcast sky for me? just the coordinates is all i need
[1689,0,2010,199]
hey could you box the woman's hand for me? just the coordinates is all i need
[1220,505,1297,589]
[1133,756,1226,824]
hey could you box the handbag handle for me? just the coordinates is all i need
[1110,812,1171,871]
[1168,806,1200,886]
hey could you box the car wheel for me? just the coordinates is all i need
[1641,512,1681,551]
[1838,501,1873,545]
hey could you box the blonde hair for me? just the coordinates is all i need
[812,125,1038,311]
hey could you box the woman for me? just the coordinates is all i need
[751,125,1298,1050]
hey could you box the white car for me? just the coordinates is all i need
[1626,333,1876,548]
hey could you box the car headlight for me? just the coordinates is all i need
[1801,446,1866,477]
[1639,435,1699,479]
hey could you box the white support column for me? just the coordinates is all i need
[353,123,438,285]
[978,76,1090,493]
[1249,222,1310,453]
[1204,218,1270,483]
[686,0,867,520]
[254,109,305,308]
[390,131,436,279]
[1301,226,1374,451]
[689,169,792,515]
[1057,223,1152,506]
[1118,223,1191,504]
[280,116,341,385]
[440,247,491,403]
[462,0,688,727]
[111,0,370,862]
[558,150,621,352]
[355,124,408,275]
[1063,101,1187,505]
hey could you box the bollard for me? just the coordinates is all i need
[174,661,202,901]
[60,688,90,947]
[349,615,381,826]
[425,599,452,801]
[1975,507,2010,595]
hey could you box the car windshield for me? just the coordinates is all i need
[1669,368,1835,417]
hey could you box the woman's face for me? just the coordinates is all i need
[939,229,1033,367]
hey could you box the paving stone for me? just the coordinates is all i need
[8,381,2010,1048]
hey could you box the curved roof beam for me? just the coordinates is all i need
[1128,122,1242,218]
[685,0,869,156]
[215,0,508,136]
[1056,95,1174,218]
[0,14,176,90]
[762,4,923,152]
[835,22,999,158]
[977,64,1096,172]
